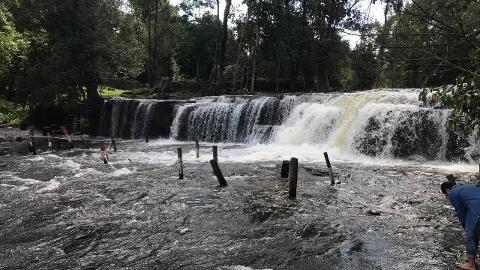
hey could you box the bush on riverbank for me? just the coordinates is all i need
[0,100,29,127]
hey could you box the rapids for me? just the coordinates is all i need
[0,141,478,269]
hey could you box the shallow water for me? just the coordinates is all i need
[0,140,478,269]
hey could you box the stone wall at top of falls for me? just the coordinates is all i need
[98,98,179,139]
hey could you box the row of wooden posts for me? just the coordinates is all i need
[26,129,480,197]
[27,129,337,199]
[175,140,336,199]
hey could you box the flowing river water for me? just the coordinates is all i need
[1,89,480,269]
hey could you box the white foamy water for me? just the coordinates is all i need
[111,167,134,176]
[62,159,82,170]
[38,179,60,192]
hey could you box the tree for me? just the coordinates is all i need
[379,0,480,133]
[0,0,27,99]
[130,0,185,85]
[216,0,232,83]
[238,0,356,92]
[176,14,218,80]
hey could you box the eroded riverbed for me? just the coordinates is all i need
[1,140,478,269]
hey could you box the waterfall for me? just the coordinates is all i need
[98,98,176,139]
[99,90,479,161]
[170,96,294,143]
[169,90,479,161]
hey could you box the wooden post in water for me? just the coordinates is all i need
[27,130,37,155]
[47,132,53,150]
[324,152,335,185]
[281,160,290,178]
[111,137,117,152]
[80,135,89,149]
[145,136,149,143]
[60,126,74,149]
[212,145,218,162]
[100,142,109,164]
[177,148,184,179]
[195,140,200,159]
[289,158,298,199]
[210,159,227,187]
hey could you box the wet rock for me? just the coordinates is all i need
[297,224,319,238]
[349,240,364,253]
[176,228,191,235]
[250,208,273,223]
[406,200,423,205]
[362,208,382,216]
[303,166,338,177]
[15,136,24,142]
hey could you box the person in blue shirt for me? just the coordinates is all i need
[442,181,480,270]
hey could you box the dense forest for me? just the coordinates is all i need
[0,0,478,131]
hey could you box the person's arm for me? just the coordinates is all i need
[449,191,466,228]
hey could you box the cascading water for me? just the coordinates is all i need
[168,89,479,161]
[98,90,478,161]
[170,96,295,143]
[98,98,176,139]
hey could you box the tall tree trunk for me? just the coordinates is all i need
[195,58,200,81]
[87,81,100,105]
[146,0,152,86]
[375,5,390,88]
[276,61,280,93]
[216,0,232,83]
[152,0,158,84]
[314,64,320,92]
[86,79,101,134]
[233,9,250,93]
[211,0,220,83]
[240,67,245,90]
[289,62,297,91]
[250,24,259,92]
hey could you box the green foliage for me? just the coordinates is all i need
[239,0,356,91]
[0,99,29,126]
[176,14,218,81]
[377,0,480,88]
[420,78,480,134]
[1,0,144,106]
[0,0,28,83]
[410,0,480,134]
[98,86,129,97]
[171,55,183,81]
[346,35,378,90]
[78,117,90,132]
[2,0,480,110]
[121,87,152,97]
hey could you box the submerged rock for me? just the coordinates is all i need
[362,208,382,216]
